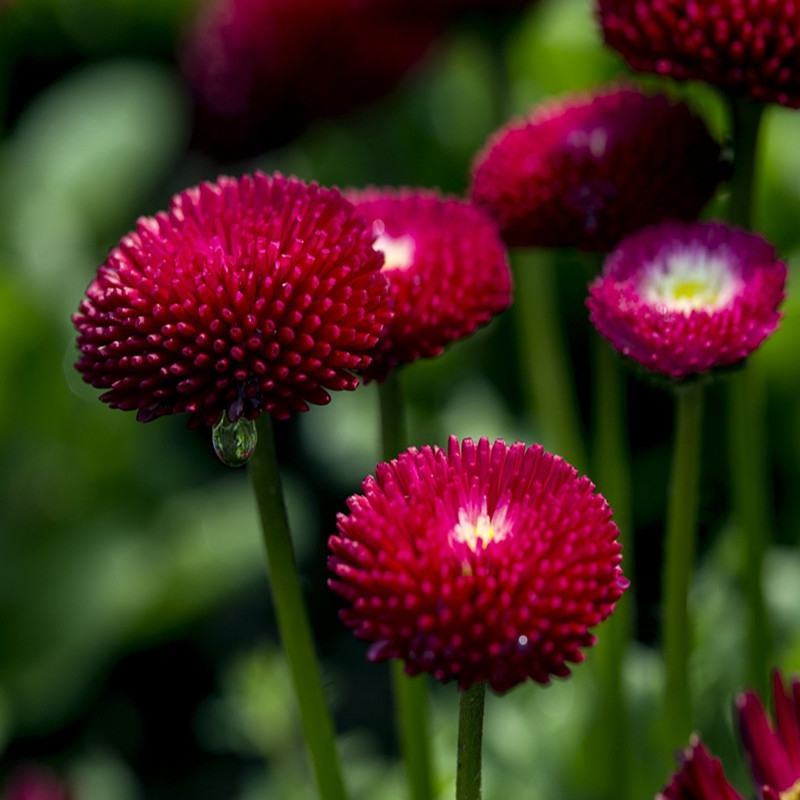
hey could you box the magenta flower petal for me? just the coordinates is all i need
[470,87,723,251]
[4,768,69,800]
[658,737,744,800]
[597,0,800,109]
[73,172,391,426]
[587,221,786,380]
[738,671,800,797]
[329,437,627,693]
[349,189,512,380]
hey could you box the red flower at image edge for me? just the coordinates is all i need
[73,172,391,426]
[3,768,69,800]
[597,0,800,109]
[349,188,512,380]
[658,738,743,800]
[470,87,723,251]
[329,437,627,693]
[587,221,786,380]
[183,0,440,157]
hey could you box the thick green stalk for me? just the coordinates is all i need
[662,382,705,750]
[514,250,587,471]
[250,416,347,800]
[456,683,486,800]
[378,373,435,800]
[590,333,634,800]
[727,95,772,697]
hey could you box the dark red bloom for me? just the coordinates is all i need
[348,189,512,380]
[73,172,391,426]
[329,437,627,693]
[183,0,440,158]
[470,87,723,251]
[658,738,743,800]
[4,768,69,800]
[597,1,800,109]
[587,221,786,380]
[738,671,800,800]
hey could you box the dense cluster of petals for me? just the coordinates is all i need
[738,671,800,800]
[660,672,800,800]
[349,188,512,380]
[587,221,786,380]
[183,0,439,157]
[73,172,391,426]
[329,437,627,693]
[658,738,743,800]
[596,0,800,109]
[470,87,723,251]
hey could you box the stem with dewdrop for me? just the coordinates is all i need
[378,371,436,800]
[514,249,588,472]
[250,416,348,800]
[662,380,704,751]
[727,96,772,698]
[456,682,486,800]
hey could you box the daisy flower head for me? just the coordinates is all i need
[329,437,627,693]
[349,188,512,380]
[587,221,786,380]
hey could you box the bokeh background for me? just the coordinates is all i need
[2,0,800,797]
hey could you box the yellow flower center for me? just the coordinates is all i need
[451,505,509,552]
[781,779,800,800]
[640,249,739,313]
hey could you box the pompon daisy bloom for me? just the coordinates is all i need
[183,0,439,157]
[596,1,800,109]
[658,737,743,800]
[329,437,627,693]
[587,221,786,380]
[348,189,512,380]
[738,671,800,800]
[73,172,391,428]
[470,87,723,251]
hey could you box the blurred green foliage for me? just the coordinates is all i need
[2,0,800,797]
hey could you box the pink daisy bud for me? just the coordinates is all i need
[597,1,800,110]
[73,172,391,427]
[587,221,786,380]
[183,0,440,158]
[348,189,512,380]
[737,671,800,800]
[329,437,627,693]
[658,737,744,800]
[470,87,723,251]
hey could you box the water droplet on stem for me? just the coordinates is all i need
[212,412,257,467]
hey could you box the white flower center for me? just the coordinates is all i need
[450,504,509,551]
[640,248,740,313]
[373,221,415,272]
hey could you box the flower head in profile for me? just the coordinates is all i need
[470,87,723,251]
[329,437,627,693]
[587,221,786,380]
[349,189,512,380]
[183,0,439,157]
[658,737,743,800]
[738,671,800,800]
[73,172,391,427]
[597,1,800,109]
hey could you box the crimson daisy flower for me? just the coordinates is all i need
[329,437,627,693]
[348,189,512,380]
[469,87,723,251]
[596,1,800,109]
[73,172,391,427]
[658,737,743,800]
[183,0,439,158]
[587,221,786,380]
[738,671,800,800]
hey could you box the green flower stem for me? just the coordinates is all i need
[514,249,587,471]
[378,372,435,800]
[590,332,634,800]
[727,95,772,697]
[456,683,486,800]
[250,416,347,800]
[663,381,705,750]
